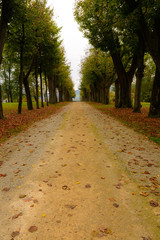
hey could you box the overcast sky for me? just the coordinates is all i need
[47,0,89,90]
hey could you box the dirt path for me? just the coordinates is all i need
[0,102,160,240]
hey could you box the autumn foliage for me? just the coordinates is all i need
[0,103,68,142]
[90,103,160,145]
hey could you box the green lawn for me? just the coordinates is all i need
[2,102,48,112]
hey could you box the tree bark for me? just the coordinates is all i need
[23,75,33,110]
[44,71,48,106]
[48,74,56,104]
[133,45,145,113]
[18,35,24,114]
[8,67,13,102]
[0,0,10,118]
[105,86,110,104]
[0,85,3,119]
[59,84,63,102]
[110,51,132,108]
[39,63,44,107]
[149,67,160,117]
[35,62,39,109]
[115,79,120,108]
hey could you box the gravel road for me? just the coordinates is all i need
[0,102,160,240]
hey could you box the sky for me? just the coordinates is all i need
[47,0,89,90]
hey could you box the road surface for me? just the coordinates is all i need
[0,102,160,240]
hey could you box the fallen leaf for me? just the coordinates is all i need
[141,171,150,174]
[11,231,20,237]
[0,161,3,166]
[19,194,26,199]
[109,198,116,202]
[42,214,46,217]
[47,183,52,187]
[0,173,7,177]
[2,187,10,192]
[113,203,119,208]
[76,182,80,184]
[62,185,70,190]
[85,184,91,188]
[28,226,38,233]
[101,177,105,179]
[140,192,149,197]
[99,226,112,235]
[150,200,159,207]
[12,212,23,219]
[65,204,77,209]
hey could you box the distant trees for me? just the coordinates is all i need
[74,0,160,117]
[80,48,115,104]
[0,0,75,119]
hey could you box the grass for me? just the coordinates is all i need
[89,102,160,145]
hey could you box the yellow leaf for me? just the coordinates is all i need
[12,162,17,165]
[17,186,21,189]
[76,182,80,184]
[42,214,45,217]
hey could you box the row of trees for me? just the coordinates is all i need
[0,0,75,119]
[74,0,160,117]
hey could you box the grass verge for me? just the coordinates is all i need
[0,102,69,143]
[89,102,160,145]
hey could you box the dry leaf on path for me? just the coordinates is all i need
[28,226,38,233]
[140,192,149,197]
[19,194,26,198]
[150,200,159,207]
[2,187,10,192]
[113,203,119,208]
[62,185,70,190]
[12,212,23,219]
[0,173,7,177]
[11,231,20,237]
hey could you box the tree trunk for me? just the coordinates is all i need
[44,72,48,106]
[0,85,3,119]
[39,64,44,107]
[48,74,56,104]
[4,67,9,102]
[0,0,10,118]
[8,67,13,102]
[35,63,39,109]
[133,47,145,113]
[115,79,120,108]
[105,86,110,104]
[18,34,24,114]
[23,75,33,110]
[59,85,63,102]
[148,67,160,117]
[110,51,132,108]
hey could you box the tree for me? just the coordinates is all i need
[0,0,14,118]
[74,0,141,108]
[80,48,115,103]
[122,0,160,116]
